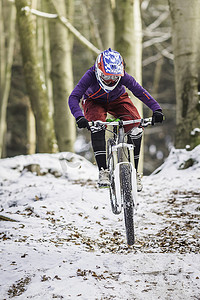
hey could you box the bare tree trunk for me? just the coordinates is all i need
[92,0,114,50]
[46,0,76,152]
[152,57,164,98]
[0,1,16,158]
[17,2,100,55]
[35,1,53,112]
[114,0,143,110]
[114,0,143,172]
[114,0,142,80]
[65,0,74,51]
[15,0,57,153]
[168,0,200,149]
[27,102,36,154]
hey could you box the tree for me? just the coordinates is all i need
[36,0,53,114]
[15,0,57,153]
[46,0,76,152]
[13,0,101,155]
[141,0,175,174]
[114,0,142,83]
[168,0,200,149]
[93,0,115,49]
[114,0,143,171]
[0,0,16,157]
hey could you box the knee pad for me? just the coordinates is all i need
[128,127,143,139]
[91,128,105,141]
[90,122,106,134]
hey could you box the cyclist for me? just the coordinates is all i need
[68,48,163,190]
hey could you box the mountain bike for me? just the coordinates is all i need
[89,117,153,246]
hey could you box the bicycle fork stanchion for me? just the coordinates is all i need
[128,143,138,208]
[111,145,122,213]
[112,143,138,210]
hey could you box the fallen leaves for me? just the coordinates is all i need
[7,276,31,297]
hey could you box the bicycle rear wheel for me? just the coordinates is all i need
[120,163,135,245]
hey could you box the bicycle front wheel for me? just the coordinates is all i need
[120,163,135,245]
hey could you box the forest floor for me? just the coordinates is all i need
[0,146,200,299]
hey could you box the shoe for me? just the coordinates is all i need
[137,172,143,192]
[98,168,110,188]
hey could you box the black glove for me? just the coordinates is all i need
[76,116,90,130]
[152,109,164,125]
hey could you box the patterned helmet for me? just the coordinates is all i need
[95,48,124,93]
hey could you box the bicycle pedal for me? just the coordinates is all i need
[98,183,110,188]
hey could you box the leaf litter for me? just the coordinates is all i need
[0,147,200,299]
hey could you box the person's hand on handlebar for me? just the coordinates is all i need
[152,109,164,125]
[76,116,90,130]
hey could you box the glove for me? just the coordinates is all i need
[76,116,90,130]
[152,109,164,125]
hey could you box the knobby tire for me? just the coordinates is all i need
[120,164,135,246]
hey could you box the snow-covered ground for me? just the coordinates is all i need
[0,146,200,300]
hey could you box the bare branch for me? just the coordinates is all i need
[143,32,171,48]
[143,45,173,67]
[141,0,151,11]
[143,28,171,37]
[155,44,174,60]
[142,53,162,67]
[16,4,101,55]
[146,11,169,31]
[22,6,57,18]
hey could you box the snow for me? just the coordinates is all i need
[191,128,200,136]
[0,146,200,299]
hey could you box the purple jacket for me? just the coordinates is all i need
[68,65,161,119]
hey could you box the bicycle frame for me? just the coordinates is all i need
[89,119,152,199]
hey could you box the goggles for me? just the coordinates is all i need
[101,73,119,81]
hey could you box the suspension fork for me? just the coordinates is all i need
[117,123,125,162]
[110,123,124,168]
[108,125,118,169]
[110,123,135,168]
[112,143,138,208]
[128,143,135,168]
[117,123,136,166]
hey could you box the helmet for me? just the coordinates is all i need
[95,48,124,93]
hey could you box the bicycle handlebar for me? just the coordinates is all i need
[88,117,153,128]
